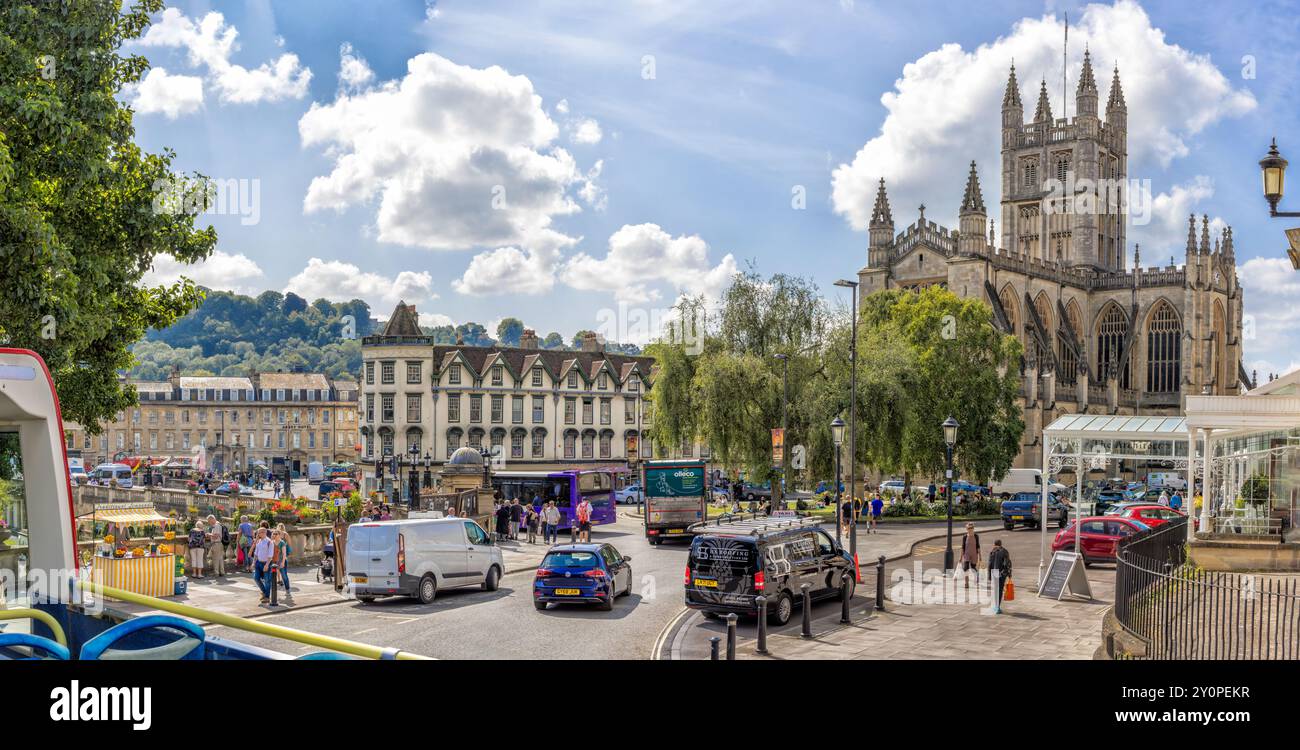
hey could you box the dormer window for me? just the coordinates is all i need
[568,372,578,388]
[491,365,503,386]
[532,367,543,387]
[449,364,461,385]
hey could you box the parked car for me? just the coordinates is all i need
[89,463,133,488]
[949,480,989,496]
[307,461,325,485]
[740,482,772,502]
[68,463,88,485]
[318,479,356,500]
[348,517,502,604]
[878,479,907,495]
[685,517,854,626]
[1091,489,1132,515]
[614,483,643,504]
[1106,503,1190,529]
[1000,492,1069,530]
[1052,516,1151,565]
[533,543,633,611]
[213,481,252,496]
[991,468,1066,498]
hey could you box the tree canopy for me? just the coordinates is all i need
[0,0,216,428]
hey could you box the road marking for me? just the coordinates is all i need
[353,628,378,635]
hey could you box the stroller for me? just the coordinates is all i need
[317,540,335,584]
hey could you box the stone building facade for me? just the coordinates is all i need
[64,370,361,474]
[359,302,708,489]
[855,56,1247,471]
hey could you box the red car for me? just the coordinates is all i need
[1051,516,1151,565]
[1109,503,1186,528]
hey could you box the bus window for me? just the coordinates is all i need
[548,480,571,507]
[0,431,30,604]
[578,472,610,493]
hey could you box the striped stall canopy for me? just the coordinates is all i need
[89,504,170,525]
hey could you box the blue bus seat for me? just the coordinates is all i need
[79,615,206,661]
[296,651,361,660]
[0,633,71,660]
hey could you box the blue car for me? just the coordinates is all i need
[533,543,633,612]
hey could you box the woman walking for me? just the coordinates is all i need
[525,502,539,544]
[187,519,207,580]
[988,539,1012,615]
[959,522,980,589]
[275,523,292,597]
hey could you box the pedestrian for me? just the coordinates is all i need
[237,514,254,572]
[839,497,852,538]
[959,522,981,589]
[495,500,511,542]
[251,528,275,604]
[205,514,227,578]
[870,494,884,533]
[525,502,539,544]
[575,495,593,542]
[509,498,523,540]
[543,501,560,544]
[275,523,292,598]
[1169,490,1183,512]
[988,539,1012,615]
[187,519,207,579]
[1157,489,1169,506]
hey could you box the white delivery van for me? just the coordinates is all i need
[68,457,87,484]
[91,462,134,488]
[1146,472,1187,491]
[990,468,1065,498]
[347,518,503,604]
[307,461,325,485]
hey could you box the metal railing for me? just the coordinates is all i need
[1113,517,1300,659]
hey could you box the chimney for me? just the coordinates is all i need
[581,332,601,353]
[520,328,539,349]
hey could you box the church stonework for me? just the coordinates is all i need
[856,55,1246,472]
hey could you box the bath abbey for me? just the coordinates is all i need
[855,53,1246,470]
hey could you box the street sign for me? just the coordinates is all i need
[334,497,345,507]
[1038,550,1092,600]
[771,428,785,464]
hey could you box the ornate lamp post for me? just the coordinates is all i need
[834,278,860,567]
[942,416,959,574]
[407,443,420,506]
[422,450,432,490]
[774,353,789,509]
[831,416,845,547]
[1259,139,1300,269]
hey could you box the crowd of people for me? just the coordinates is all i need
[490,492,583,545]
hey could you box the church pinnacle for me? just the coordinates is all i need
[1107,64,1126,112]
[1034,78,1053,123]
[1076,46,1098,94]
[960,161,985,215]
[1003,62,1022,108]
[869,177,893,227]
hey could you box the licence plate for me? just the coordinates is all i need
[555,588,581,596]
[352,575,368,583]
[668,528,685,534]
[695,578,718,588]
[1012,516,1025,520]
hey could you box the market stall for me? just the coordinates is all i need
[80,503,182,598]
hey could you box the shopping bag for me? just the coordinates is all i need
[236,547,245,566]
[1003,579,1015,601]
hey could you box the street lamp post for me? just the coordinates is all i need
[774,353,789,509]
[407,443,420,506]
[831,417,845,548]
[422,450,432,490]
[835,278,860,567]
[942,416,959,574]
[1259,139,1300,270]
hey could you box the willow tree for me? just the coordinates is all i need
[0,0,215,428]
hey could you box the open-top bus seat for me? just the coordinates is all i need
[0,632,71,660]
[79,615,206,660]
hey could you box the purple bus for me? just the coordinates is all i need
[491,469,617,529]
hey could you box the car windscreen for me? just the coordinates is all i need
[541,551,600,568]
[690,537,758,573]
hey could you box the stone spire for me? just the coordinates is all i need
[1185,214,1197,258]
[1106,64,1127,112]
[1003,62,1022,108]
[1200,214,1211,255]
[1224,226,1235,260]
[959,161,985,215]
[1134,242,1141,271]
[989,218,996,247]
[869,177,893,227]
[1034,78,1053,123]
[1076,46,1099,117]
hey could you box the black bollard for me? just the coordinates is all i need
[875,555,887,611]
[840,570,852,624]
[569,525,576,544]
[725,613,738,661]
[709,636,721,661]
[269,565,278,606]
[755,595,768,655]
[800,583,812,638]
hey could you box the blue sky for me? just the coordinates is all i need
[131,0,1300,374]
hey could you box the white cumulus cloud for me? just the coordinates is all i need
[562,223,739,305]
[1237,257,1300,379]
[830,0,1256,241]
[143,250,264,294]
[130,67,204,118]
[137,8,312,106]
[284,258,436,309]
[570,117,603,145]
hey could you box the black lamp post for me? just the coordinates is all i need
[407,443,420,506]
[1261,139,1300,217]
[422,450,432,490]
[374,446,384,499]
[479,446,491,488]
[831,416,845,547]
[774,353,789,509]
[942,416,959,573]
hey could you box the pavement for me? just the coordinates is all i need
[658,527,1114,660]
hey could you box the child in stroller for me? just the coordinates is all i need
[317,536,335,583]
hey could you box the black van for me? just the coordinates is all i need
[684,516,855,626]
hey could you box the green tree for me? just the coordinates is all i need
[0,0,216,428]
[496,317,524,347]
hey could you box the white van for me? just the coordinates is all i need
[1146,472,1187,491]
[307,461,325,485]
[347,518,503,604]
[990,468,1064,498]
[90,462,133,488]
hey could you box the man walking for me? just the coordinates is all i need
[575,496,593,542]
[1169,489,1184,512]
[205,514,227,578]
[543,501,560,544]
[869,494,884,533]
[509,498,523,541]
[237,514,254,572]
[987,539,1012,615]
[252,528,275,604]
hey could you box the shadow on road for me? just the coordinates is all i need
[534,593,644,620]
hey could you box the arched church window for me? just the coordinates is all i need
[1145,302,1181,394]
[1096,304,1130,389]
